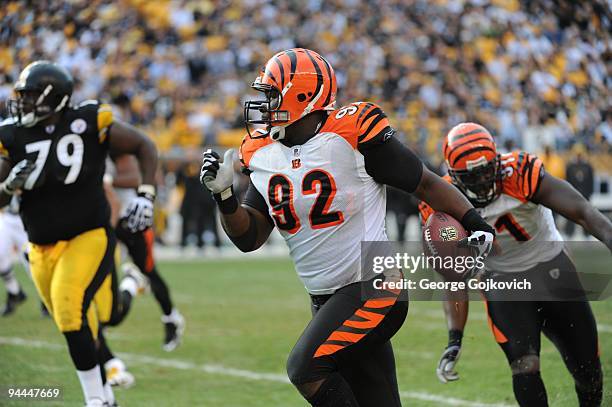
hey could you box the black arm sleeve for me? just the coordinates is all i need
[242,179,274,226]
[362,135,424,193]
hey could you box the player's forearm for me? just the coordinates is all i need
[134,137,158,186]
[414,169,473,221]
[216,195,270,252]
[575,203,612,251]
[443,289,469,332]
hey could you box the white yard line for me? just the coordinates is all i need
[0,336,514,407]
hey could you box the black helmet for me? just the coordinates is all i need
[7,61,73,127]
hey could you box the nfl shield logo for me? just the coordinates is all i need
[439,226,458,241]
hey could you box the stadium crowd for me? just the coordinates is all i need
[1,0,610,159]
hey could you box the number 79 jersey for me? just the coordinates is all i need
[0,100,113,244]
[240,102,392,295]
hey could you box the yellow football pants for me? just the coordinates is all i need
[29,227,116,338]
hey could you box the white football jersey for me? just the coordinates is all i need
[421,151,563,273]
[240,103,392,294]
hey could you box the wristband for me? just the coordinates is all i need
[461,208,495,235]
[213,186,239,214]
[137,184,156,201]
[448,329,463,347]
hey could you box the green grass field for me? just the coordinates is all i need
[1,253,611,406]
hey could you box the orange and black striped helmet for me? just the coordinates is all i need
[444,122,501,206]
[244,48,337,141]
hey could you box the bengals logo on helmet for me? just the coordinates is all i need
[244,48,337,141]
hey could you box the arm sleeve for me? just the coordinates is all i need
[97,103,114,144]
[242,179,274,226]
[362,135,424,193]
[516,152,544,201]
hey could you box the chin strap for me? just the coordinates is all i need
[270,126,285,141]
[270,116,325,142]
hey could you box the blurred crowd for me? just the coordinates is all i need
[1,0,610,166]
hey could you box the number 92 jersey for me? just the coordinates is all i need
[240,102,393,295]
[0,100,113,244]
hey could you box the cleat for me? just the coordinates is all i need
[105,358,135,389]
[162,309,185,352]
[1,289,26,316]
[119,262,149,296]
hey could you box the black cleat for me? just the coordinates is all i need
[1,290,27,316]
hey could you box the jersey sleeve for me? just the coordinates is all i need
[97,103,114,144]
[325,102,394,151]
[76,100,114,144]
[501,152,545,202]
[239,129,273,172]
[354,102,393,149]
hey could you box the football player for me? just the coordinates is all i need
[0,61,158,407]
[106,154,184,352]
[419,123,612,406]
[0,197,28,315]
[200,48,495,406]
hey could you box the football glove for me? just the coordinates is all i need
[459,209,496,277]
[121,185,155,233]
[200,149,235,195]
[437,344,462,383]
[1,159,36,195]
[437,329,463,383]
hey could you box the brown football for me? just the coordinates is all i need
[422,212,473,281]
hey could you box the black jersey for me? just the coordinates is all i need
[0,100,114,244]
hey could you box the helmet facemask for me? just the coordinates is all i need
[7,86,69,128]
[244,79,290,140]
[449,156,501,206]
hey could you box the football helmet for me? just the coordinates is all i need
[444,122,501,206]
[7,61,73,127]
[244,48,337,141]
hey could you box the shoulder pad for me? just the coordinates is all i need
[322,102,392,149]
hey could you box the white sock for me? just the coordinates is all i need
[0,268,20,295]
[119,276,137,297]
[162,308,181,323]
[76,366,106,403]
[104,382,115,405]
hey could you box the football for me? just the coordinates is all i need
[422,211,472,281]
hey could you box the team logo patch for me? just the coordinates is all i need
[439,226,458,241]
[70,118,87,134]
[292,158,301,169]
